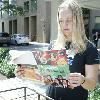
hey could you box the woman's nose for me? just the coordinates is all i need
[63,21,68,28]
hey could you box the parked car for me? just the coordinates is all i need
[10,34,30,45]
[0,32,10,46]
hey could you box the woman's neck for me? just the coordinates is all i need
[65,42,71,50]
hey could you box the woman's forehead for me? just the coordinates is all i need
[59,8,72,19]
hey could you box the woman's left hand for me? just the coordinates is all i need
[68,73,85,88]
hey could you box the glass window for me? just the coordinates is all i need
[95,16,100,23]
[24,1,29,12]
[94,23,100,29]
[30,0,37,12]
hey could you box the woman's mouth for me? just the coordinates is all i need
[64,29,69,30]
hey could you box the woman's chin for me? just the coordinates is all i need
[65,38,72,42]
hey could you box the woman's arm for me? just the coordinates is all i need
[81,64,99,90]
[68,64,99,90]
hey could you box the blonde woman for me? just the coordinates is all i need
[46,0,99,100]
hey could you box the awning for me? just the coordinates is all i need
[78,0,100,10]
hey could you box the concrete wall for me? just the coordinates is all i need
[37,0,51,43]
[37,0,46,42]
[50,0,62,41]
[50,0,58,41]
[0,19,9,33]
[29,16,37,41]
[17,16,24,33]
[45,0,51,43]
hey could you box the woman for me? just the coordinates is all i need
[15,0,99,100]
[47,0,99,100]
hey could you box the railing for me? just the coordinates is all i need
[0,86,53,100]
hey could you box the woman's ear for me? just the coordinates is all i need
[57,12,60,24]
[58,12,59,17]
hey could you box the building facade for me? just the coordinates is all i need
[0,0,51,43]
[0,0,100,43]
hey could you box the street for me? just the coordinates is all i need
[0,42,49,51]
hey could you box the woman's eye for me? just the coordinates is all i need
[67,19,72,23]
[59,20,63,23]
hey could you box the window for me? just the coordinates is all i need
[94,24,100,30]
[94,17,100,29]
[30,0,37,12]
[24,1,29,12]
[95,16,100,23]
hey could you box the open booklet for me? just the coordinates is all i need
[9,49,70,88]
[32,49,70,87]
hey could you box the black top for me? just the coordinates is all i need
[46,42,99,100]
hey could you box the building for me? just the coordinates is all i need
[0,0,51,43]
[0,0,100,43]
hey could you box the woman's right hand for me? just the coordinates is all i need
[15,64,35,80]
[15,65,25,78]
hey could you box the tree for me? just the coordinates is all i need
[0,1,24,16]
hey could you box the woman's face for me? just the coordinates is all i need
[59,8,73,41]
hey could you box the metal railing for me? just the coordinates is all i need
[0,87,53,100]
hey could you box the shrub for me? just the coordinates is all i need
[88,83,100,100]
[0,48,15,78]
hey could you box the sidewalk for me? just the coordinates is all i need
[0,73,7,80]
[0,77,51,100]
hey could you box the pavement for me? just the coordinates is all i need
[0,77,51,100]
[0,73,7,80]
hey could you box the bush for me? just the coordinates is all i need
[88,84,100,100]
[0,48,15,78]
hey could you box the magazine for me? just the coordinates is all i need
[32,49,70,87]
[9,49,70,87]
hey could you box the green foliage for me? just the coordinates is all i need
[88,84,100,100]
[0,48,15,78]
[0,48,9,62]
[0,1,24,16]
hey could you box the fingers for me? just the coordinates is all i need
[68,73,84,88]
[17,67,25,77]
[15,65,25,78]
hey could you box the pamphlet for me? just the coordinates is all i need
[10,49,70,87]
[32,49,70,87]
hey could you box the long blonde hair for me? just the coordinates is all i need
[53,0,88,53]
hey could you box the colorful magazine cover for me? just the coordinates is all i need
[32,49,68,65]
[32,49,70,87]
